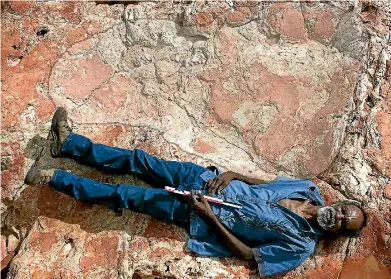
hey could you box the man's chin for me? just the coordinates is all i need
[316,222,341,233]
[316,218,338,232]
[316,206,337,230]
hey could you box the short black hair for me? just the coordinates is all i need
[333,200,368,237]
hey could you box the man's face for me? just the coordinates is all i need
[316,202,365,233]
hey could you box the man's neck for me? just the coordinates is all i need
[278,199,321,220]
[302,202,322,221]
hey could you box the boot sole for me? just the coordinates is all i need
[50,108,67,158]
[24,167,39,185]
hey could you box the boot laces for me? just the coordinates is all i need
[40,172,52,184]
[60,121,73,132]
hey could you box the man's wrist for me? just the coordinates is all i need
[205,211,218,223]
[227,171,237,180]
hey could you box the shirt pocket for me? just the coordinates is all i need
[199,170,217,182]
[218,207,259,228]
[178,182,204,192]
[219,206,291,236]
[218,208,279,243]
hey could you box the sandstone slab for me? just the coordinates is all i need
[1,1,390,279]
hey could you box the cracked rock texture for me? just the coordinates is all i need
[1,1,390,278]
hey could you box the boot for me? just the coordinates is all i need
[49,107,72,157]
[24,167,55,185]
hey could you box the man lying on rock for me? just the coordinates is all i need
[25,108,367,277]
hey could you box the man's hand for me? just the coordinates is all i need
[190,190,254,260]
[207,171,276,192]
[206,171,236,195]
[189,191,214,219]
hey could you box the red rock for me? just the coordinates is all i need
[92,75,133,112]
[58,2,82,24]
[143,221,186,242]
[268,5,306,41]
[1,71,37,128]
[353,211,391,270]
[90,125,124,146]
[311,178,345,204]
[385,60,391,80]
[310,11,336,40]
[366,101,391,177]
[67,39,93,54]
[361,3,379,25]
[133,141,163,157]
[214,274,226,279]
[222,264,251,279]
[201,60,355,176]
[37,186,78,220]
[1,235,7,262]
[82,19,104,36]
[202,68,241,123]
[1,251,15,271]
[195,12,214,27]
[255,117,296,160]
[52,55,111,101]
[0,142,25,199]
[129,237,150,256]
[29,232,59,253]
[385,184,391,199]
[149,247,172,259]
[210,91,240,122]
[227,7,252,26]
[1,27,24,69]
[280,9,306,40]
[80,233,119,271]
[246,64,302,115]
[7,1,34,13]
[375,106,391,176]
[269,2,291,14]
[302,258,342,279]
[30,268,55,279]
[55,270,78,279]
[12,40,59,74]
[1,37,60,128]
[339,255,391,279]
[84,270,118,279]
[35,98,56,121]
[66,26,88,44]
[193,138,215,154]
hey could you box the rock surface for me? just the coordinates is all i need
[1,1,390,278]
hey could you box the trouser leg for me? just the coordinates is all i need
[50,170,190,226]
[60,133,207,188]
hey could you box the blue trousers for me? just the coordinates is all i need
[50,133,208,226]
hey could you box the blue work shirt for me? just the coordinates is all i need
[52,133,324,277]
[180,171,325,277]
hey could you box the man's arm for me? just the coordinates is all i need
[206,171,277,194]
[190,192,253,260]
[231,172,276,185]
[207,210,254,259]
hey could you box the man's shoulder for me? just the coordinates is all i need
[265,177,324,204]
[285,233,318,257]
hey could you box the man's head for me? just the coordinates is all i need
[316,200,367,236]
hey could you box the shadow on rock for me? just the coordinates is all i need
[12,133,190,240]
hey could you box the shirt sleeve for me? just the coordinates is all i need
[187,212,233,257]
[253,241,309,277]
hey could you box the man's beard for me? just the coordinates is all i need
[316,206,337,230]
